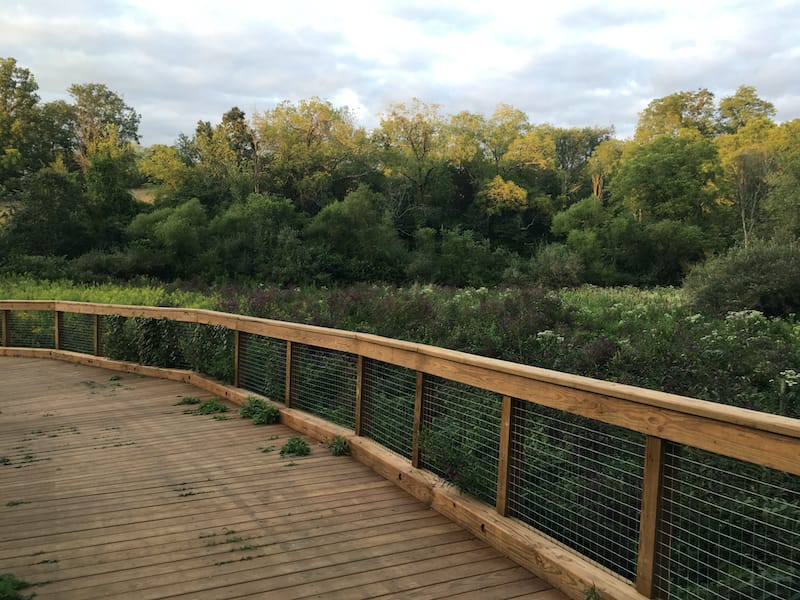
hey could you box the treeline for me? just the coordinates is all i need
[2,56,799,295]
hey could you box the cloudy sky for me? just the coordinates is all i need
[3,0,799,145]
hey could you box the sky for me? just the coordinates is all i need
[3,0,799,145]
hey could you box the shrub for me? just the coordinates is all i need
[324,435,349,456]
[684,238,800,316]
[280,436,310,457]
[239,397,280,425]
[0,573,34,600]
[532,243,585,288]
[184,399,228,415]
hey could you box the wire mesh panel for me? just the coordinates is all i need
[100,315,189,368]
[7,311,55,348]
[59,312,95,354]
[101,315,135,361]
[419,375,502,505]
[290,343,357,429]
[239,332,286,401]
[178,323,234,383]
[361,358,416,459]
[506,400,645,581]
[655,445,800,599]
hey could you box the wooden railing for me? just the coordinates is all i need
[2,300,798,600]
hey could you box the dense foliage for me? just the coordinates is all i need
[2,57,799,302]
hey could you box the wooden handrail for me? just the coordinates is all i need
[2,300,799,474]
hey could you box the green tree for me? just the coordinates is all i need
[376,99,452,227]
[613,134,720,226]
[127,197,208,277]
[68,83,140,169]
[83,125,140,248]
[206,193,310,282]
[0,168,89,257]
[716,117,776,246]
[552,126,614,203]
[763,119,800,238]
[306,184,405,281]
[254,98,371,213]
[635,88,717,141]
[717,85,776,134]
[0,57,40,192]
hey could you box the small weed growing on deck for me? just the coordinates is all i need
[239,397,280,425]
[324,435,349,456]
[6,500,30,507]
[109,375,122,381]
[259,445,275,453]
[1,457,10,466]
[583,585,602,600]
[175,396,201,406]
[206,536,243,547]
[33,558,58,565]
[280,436,310,457]
[0,573,34,600]
[183,399,228,415]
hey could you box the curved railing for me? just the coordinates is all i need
[1,300,798,600]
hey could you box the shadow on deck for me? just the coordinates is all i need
[0,357,566,600]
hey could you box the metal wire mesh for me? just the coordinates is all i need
[655,445,800,599]
[7,311,55,348]
[506,400,645,581]
[59,312,95,354]
[290,343,357,429]
[99,315,189,368]
[239,332,286,402]
[178,322,234,383]
[361,358,416,459]
[419,375,502,505]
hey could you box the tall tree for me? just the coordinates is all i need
[68,83,140,168]
[0,57,41,191]
[376,99,451,226]
[552,126,614,202]
[717,85,776,134]
[716,117,776,246]
[763,119,800,239]
[635,89,717,141]
[254,98,370,212]
[614,134,720,225]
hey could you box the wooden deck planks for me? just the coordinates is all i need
[0,357,567,599]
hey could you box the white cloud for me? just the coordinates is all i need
[1,0,798,143]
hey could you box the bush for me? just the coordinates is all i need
[684,238,800,316]
[0,573,34,600]
[532,243,585,288]
[280,436,310,457]
[239,397,280,425]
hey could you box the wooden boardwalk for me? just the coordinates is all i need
[0,357,566,600]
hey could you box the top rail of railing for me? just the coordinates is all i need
[2,299,799,471]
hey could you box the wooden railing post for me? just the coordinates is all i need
[54,310,62,350]
[93,314,100,356]
[354,355,364,436]
[233,330,240,388]
[636,435,675,597]
[411,372,425,468]
[496,395,513,516]
[1,309,8,347]
[284,341,293,407]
